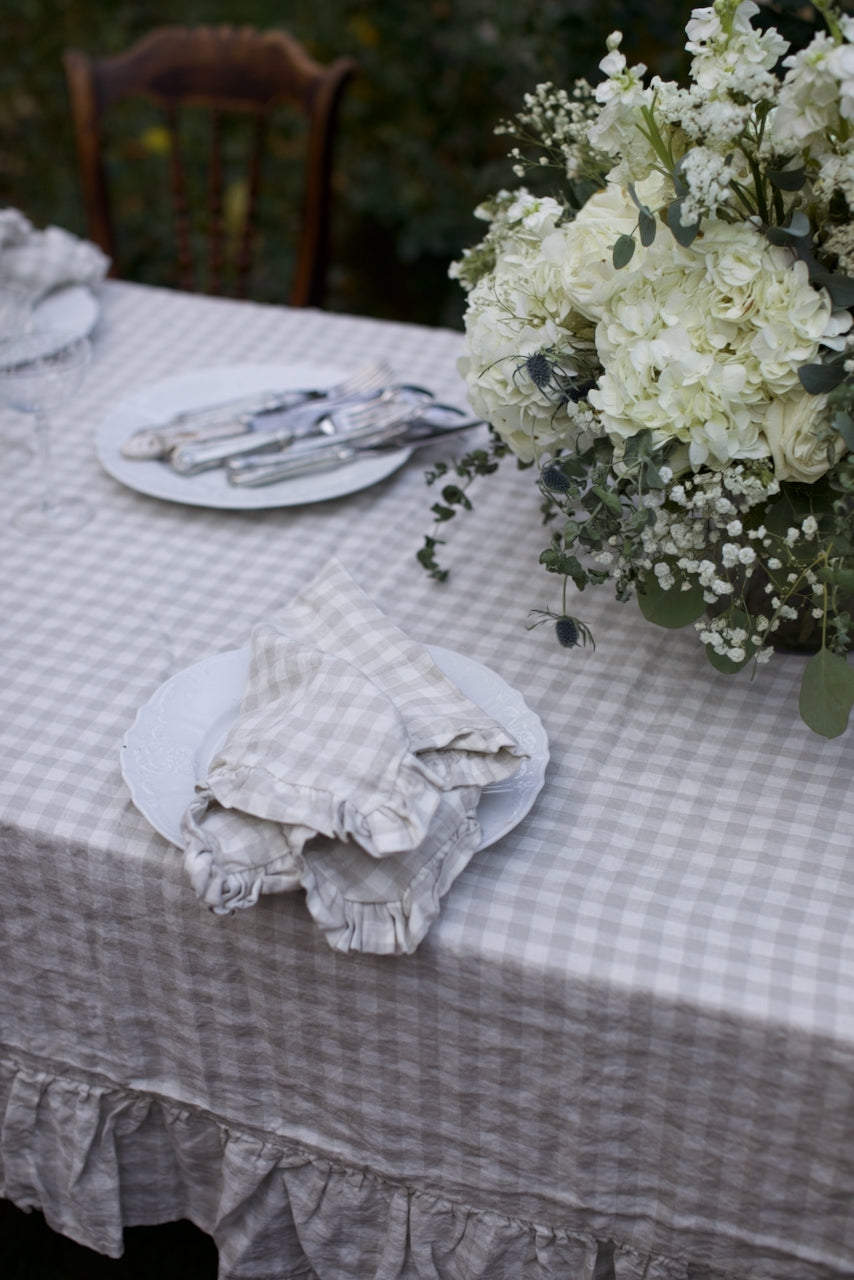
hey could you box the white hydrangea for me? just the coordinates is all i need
[586,217,851,473]
[457,195,598,461]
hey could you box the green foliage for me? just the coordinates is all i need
[418,431,512,578]
[612,233,636,268]
[666,198,700,246]
[637,569,706,629]
[799,647,854,737]
[0,0,687,326]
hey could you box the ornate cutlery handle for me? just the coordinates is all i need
[171,426,296,475]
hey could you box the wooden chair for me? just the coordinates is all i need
[62,26,356,307]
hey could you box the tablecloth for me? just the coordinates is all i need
[1,280,853,1280]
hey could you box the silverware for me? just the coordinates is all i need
[168,384,436,476]
[169,424,298,476]
[120,359,393,460]
[226,410,485,487]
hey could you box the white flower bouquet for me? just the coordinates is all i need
[428,0,854,737]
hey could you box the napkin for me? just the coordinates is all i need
[181,560,527,954]
[0,208,109,299]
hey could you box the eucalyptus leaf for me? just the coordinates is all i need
[637,570,707,629]
[642,460,666,489]
[764,226,792,247]
[591,483,623,515]
[621,429,652,461]
[627,506,655,534]
[818,565,854,592]
[785,210,810,236]
[798,362,847,394]
[638,207,657,247]
[612,233,636,268]
[767,167,807,191]
[763,210,811,246]
[811,271,854,308]
[705,645,752,674]
[703,609,758,672]
[671,160,688,199]
[666,200,700,247]
[798,647,854,738]
[831,408,854,451]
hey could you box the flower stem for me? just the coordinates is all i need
[813,0,844,43]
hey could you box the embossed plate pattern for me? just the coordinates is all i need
[121,644,549,849]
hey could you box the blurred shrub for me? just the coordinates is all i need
[0,0,687,327]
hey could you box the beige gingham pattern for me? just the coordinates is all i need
[1,280,853,1280]
[182,559,523,949]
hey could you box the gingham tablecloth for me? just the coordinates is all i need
[1,281,853,1280]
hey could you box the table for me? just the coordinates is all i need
[1,280,853,1280]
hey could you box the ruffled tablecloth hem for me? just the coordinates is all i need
[0,1053,742,1280]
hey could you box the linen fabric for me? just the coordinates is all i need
[0,207,109,298]
[181,559,525,952]
[2,281,854,1280]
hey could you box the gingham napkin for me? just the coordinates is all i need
[0,208,109,299]
[182,560,527,953]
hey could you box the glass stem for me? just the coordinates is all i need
[33,410,56,515]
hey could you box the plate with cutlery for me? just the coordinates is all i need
[96,361,486,509]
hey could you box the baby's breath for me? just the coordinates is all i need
[432,0,854,737]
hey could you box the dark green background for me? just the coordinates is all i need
[0,0,691,327]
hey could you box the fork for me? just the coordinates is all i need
[226,407,485,487]
[121,359,393,460]
[169,385,435,476]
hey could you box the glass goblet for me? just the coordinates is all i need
[0,283,36,471]
[0,329,92,535]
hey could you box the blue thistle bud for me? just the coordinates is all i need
[555,616,579,647]
[542,465,571,493]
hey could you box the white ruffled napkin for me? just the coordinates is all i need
[182,560,527,954]
[0,208,109,299]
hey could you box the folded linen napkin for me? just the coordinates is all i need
[0,208,109,299]
[181,560,527,953]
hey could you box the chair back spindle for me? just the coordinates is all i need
[63,26,355,306]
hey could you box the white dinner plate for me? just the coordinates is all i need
[33,283,99,341]
[96,362,413,509]
[121,643,549,849]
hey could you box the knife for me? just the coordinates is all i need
[225,414,485,487]
[167,385,438,475]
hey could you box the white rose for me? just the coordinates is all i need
[762,391,843,482]
[553,176,668,321]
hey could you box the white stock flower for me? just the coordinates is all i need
[772,30,854,156]
[587,32,657,180]
[686,1,787,99]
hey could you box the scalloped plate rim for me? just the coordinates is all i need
[121,643,549,850]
